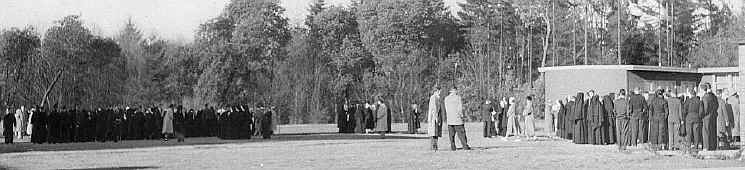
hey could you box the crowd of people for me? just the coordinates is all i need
[3,82,739,154]
[0,104,276,144]
[336,99,395,135]
[421,82,740,152]
[552,83,740,151]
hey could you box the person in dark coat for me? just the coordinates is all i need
[346,104,356,133]
[30,107,48,144]
[498,97,509,137]
[261,107,273,139]
[629,88,647,146]
[648,89,669,149]
[94,108,107,142]
[556,98,567,138]
[666,90,684,150]
[3,108,16,144]
[47,106,58,144]
[364,101,375,133]
[408,103,422,134]
[573,93,588,144]
[564,96,575,140]
[354,104,365,133]
[682,88,704,149]
[701,83,719,150]
[602,94,616,144]
[338,102,349,133]
[587,91,605,145]
[481,100,495,137]
[614,89,631,150]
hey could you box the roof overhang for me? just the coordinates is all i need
[697,67,739,74]
[538,65,698,73]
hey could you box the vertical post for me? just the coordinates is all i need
[738,42,745,140]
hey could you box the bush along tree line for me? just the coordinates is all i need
[1,0,743,124]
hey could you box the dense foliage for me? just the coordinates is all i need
[0,0,743,123]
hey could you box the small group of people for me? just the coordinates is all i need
[0,104,276,144]
[427,86,472,151]
[553,83,740,151]
[477,95,538,140]
[337,100,394,135]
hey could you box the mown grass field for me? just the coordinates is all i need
[1,122,744,170]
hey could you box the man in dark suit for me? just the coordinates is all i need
[701,83,719,151]
[629,88,647,146]
[30,107,48,144]
[683,89,704,149]
[3,108,16,144]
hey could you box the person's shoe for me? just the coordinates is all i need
[463,146,472,150]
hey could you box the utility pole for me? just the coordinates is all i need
[618,0,622,65]
[658,0,662,67]
[584,0,589,65]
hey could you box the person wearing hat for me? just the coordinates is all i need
[427,87,444,150]
[683,88,704,149]
[648,89,669,149]
[628,88,647,146]
[701,83,719,150]
[3,108,16,144]
[374,98,391,137]
[666,89,684,150]
[481,99,496,138]
[614,89,631,150]
[506,97,520,137]
[161,104,174,142]
[726,92,740,141]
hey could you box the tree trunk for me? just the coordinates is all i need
[584,1,589,65]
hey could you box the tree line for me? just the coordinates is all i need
[0,0,743,124]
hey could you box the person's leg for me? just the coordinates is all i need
[685,122,697,148]
[630,119,640,146]
[527,115,535,137]
[668,121,676,149]
[448,125,456,150]
[702,118,712,150]
[660,120,668,149]
[456,125,470,149]
[622,118,632,148]
[431,137,438,150]
[695,122,704,149]
[506,117,514,137]
[483,121,489,138]
[615,118,623,148]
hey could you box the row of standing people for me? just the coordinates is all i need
[554,83,740,151]
[1,104,276,144]
[477,96,537,139]
[337,100,393,135]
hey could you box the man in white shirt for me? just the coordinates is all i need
[445,87,471,151]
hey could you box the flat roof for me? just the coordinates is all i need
[538,65,738,74]
[538,65,698,73]
[697,67,739,73]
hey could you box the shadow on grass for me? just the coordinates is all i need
[60,166,159,170]
[470,146,525,150]
[0,133,427,154]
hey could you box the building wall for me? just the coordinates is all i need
[739,44,745,138]
[544,69,627,103]
[628,71,701,95]
[703,73,740,95]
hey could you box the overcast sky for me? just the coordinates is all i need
[0,0,739,42]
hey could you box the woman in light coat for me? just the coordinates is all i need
[162,105,174,141]
[427,89,443,150]
[506,97,520,137]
